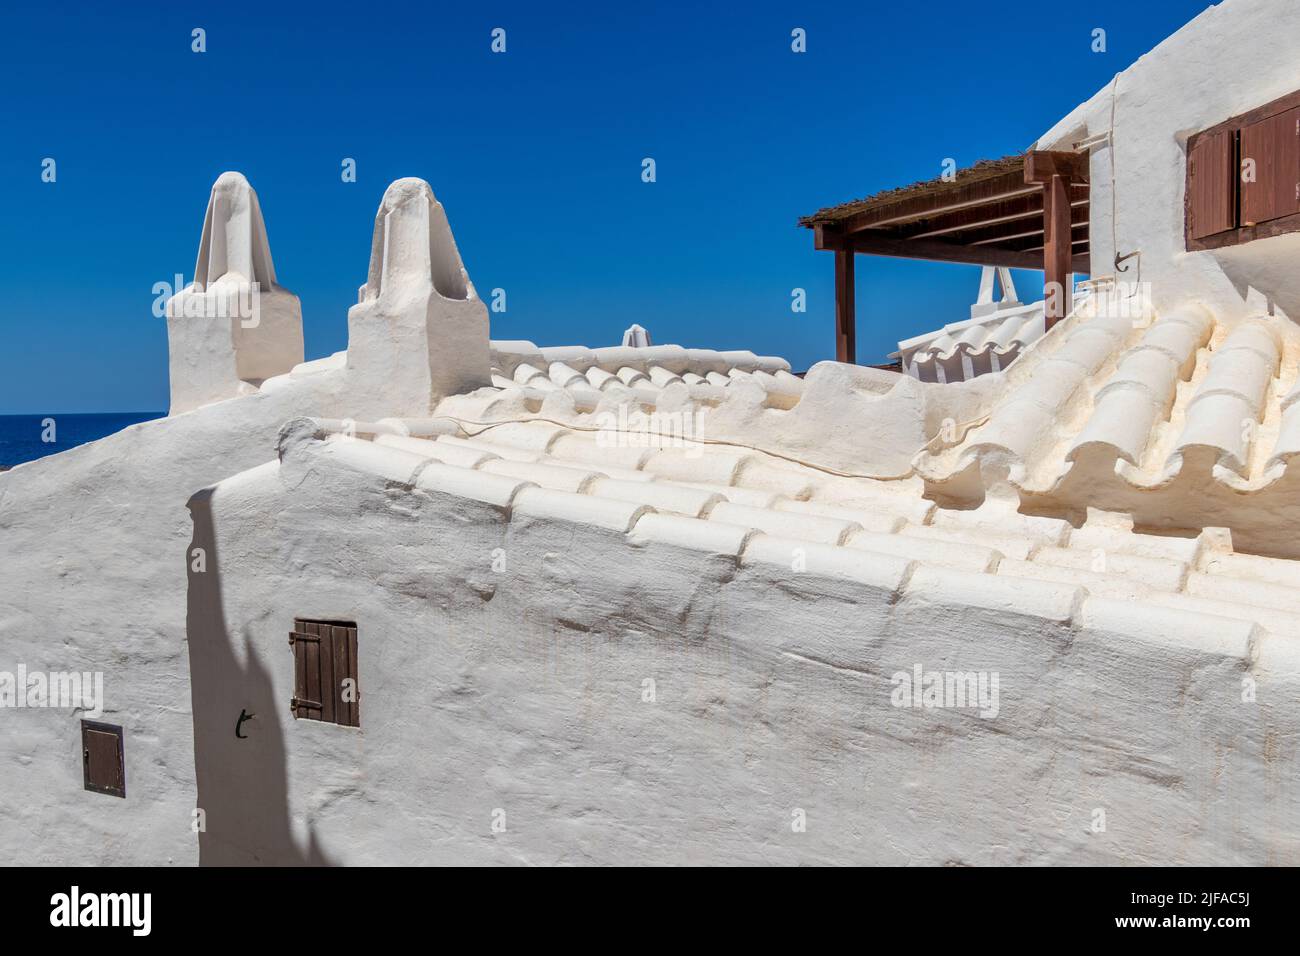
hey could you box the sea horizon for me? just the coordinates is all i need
[0,411,164,469]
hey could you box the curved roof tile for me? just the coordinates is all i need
[915,298,1300,513]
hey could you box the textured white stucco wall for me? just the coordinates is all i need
[0,168,489,863]
[0,375,358,864]
[185,430,1300,865]
[1037,0,1300,327]
[7,2,1300,865]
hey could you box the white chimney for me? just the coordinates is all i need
[345,179,491,419]
[165,172,304,415]
[622,323,652,348]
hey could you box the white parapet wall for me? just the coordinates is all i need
[176,426,1300,865]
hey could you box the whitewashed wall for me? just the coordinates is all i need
[185,430,1300,865]
[0,373,355,864]
[1038,0,1300,326]
[7,0,1300,865]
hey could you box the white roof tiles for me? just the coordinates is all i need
[923,305,1222,484]
[1067,304,1213,467]
[290,284,1300,564]
[291,281,1300,575]
[913,294,1300,559]
[483,339,798,406]
[1268,370,1300,470]
[283,412,1300,644]
[899,302,1047,383]
[1172,319,1280,477]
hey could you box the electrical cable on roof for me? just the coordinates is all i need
[404,412,992,483]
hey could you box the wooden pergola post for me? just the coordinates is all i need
[834,246,856,364]
[1025,151,1089,330]
[1043,173,1072,327]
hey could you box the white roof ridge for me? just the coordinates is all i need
[270,421,1300,642]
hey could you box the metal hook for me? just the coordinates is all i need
[1114,250,1140,273]
[235,709,256,739]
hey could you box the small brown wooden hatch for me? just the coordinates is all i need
[289,619,359,727]
[82,719,125,798]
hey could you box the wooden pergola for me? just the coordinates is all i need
[799,151,1090,364]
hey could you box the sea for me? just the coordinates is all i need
[0,413,163,470]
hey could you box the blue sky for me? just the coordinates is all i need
[0,0,1212,413]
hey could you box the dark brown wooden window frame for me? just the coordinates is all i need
[289,618,359,727]
[82,719,125,798]
[1186,88,1300,251]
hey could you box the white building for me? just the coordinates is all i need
[1,0,1298,865]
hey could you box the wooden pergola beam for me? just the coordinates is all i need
[1020,235,1091,254]
[846,233,1051,270]
[963,216,1088,248]
[972,224,1088,247]
[1024,150,1090,184]
[998,220,1091,250]
[901,195,1043,238]
[813,223,843,251]
[899,190,1087,240]
[834,170,1038,234]
[825,227,1090,272]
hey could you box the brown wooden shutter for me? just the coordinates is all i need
[290,619,358,726]
[1187,129,1237,239]
[82,720,125,798]
[289,623,322,718]
[334,623,359,727]
[1240,106,1300,226]
[316,621,336,725]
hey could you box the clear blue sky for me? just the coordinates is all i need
[0,0,1212,413]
